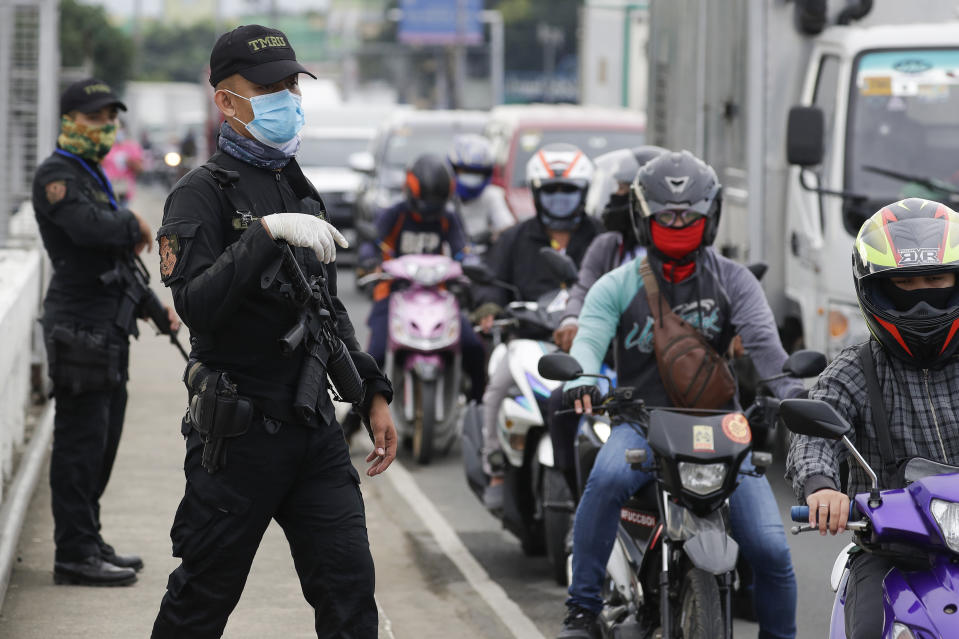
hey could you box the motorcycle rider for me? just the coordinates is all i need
[359,152,485,401]
[476,143,603,510]
[785,198,959,639]
[447,133,515,246]
[547,145,666,491]
[558,150,801,639]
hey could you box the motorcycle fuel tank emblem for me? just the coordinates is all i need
[722,413,752,444]
[692,425,714,452]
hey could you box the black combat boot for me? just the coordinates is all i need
[100,541,144,571]
[54,555,137,586]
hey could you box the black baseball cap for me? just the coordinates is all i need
[209,24,317,87]
[60,78,127,115]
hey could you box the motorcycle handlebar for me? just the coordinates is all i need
[790,504,855,522]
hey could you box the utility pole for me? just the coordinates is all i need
[481,9,503,106]
[451,0,468,108]
[536,23,565,103]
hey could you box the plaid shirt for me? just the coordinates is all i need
[785,340,959,502]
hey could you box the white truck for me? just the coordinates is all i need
[646,0,959,358]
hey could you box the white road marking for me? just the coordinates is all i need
[383,460,547,639]
[375,596,396,639]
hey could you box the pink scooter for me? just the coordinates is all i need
[363,253,467,464]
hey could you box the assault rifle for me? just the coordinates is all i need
[100,253,188,361]
[275,243,364,421]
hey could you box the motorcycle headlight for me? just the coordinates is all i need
[930,499,959,553]
[891,623,916,639]
[678,462,727,496]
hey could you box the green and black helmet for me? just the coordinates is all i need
[853,198,959,368]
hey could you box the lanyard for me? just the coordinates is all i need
[54,148,118,210]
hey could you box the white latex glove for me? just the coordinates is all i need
[261,213,349,263]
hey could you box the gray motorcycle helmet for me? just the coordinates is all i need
[629,150,723,248]
[585,145,669,218]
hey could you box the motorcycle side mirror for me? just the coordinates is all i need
[779,399,851,440]
[348,151,376,175]
[782,349,827,378]
[355,221,379,243]
[539,247,578,287]
[462,261,495,284]
[538,352,583,382]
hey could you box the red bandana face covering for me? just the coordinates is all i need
[650,218,706,282]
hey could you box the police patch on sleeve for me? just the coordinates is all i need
[159,234,180,279]
[45,180,67,204]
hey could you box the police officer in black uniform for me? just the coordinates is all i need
[150,25,397,638]
[32,78,174,586]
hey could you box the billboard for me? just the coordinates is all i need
[398,0,484,46]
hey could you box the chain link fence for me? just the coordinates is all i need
[0,0,58,247]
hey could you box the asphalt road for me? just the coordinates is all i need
[336,265,850,639]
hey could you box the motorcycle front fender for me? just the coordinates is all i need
[683,531,739,575]
[410,355,442,381]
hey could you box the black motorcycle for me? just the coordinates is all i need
[538,349,825,639]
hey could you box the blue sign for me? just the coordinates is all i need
[398,0,484,46]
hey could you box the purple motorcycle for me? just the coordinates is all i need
[364,253,468,464]
[781,399,959,639]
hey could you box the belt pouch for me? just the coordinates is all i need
[46,323,122,394]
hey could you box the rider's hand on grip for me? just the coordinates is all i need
[806,488,850,536]
[261,213,349,263]
[563,384,602,415]
[553,322,578,352]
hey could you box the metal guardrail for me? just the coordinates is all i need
[0,0,58,248]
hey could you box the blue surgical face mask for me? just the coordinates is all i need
[540,190,581,218]
[225,88,305,149]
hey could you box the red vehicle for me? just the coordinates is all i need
[484,104,647,220]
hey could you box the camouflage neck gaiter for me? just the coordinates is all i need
[57,116,117,162]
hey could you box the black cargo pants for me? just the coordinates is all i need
[49,353,129,563]
[151,414,376,639]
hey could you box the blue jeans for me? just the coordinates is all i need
[567,423,797,639]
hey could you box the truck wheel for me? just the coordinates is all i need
[412,380,436,465]
[675,568,723,639]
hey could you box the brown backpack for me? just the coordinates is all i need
[639,258,736,409]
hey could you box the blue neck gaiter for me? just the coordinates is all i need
[217,122,298,170]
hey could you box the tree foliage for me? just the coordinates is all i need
[59,0,134,87]
[138,21,219,83]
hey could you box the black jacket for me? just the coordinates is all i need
[32,151,141,326]
[157,150,391,426]
[478,216,603,307]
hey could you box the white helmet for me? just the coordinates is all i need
[526,143,594,231]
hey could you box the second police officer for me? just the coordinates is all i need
[150,25,397,638]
